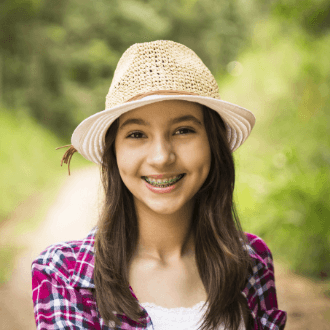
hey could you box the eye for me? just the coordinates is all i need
[126,131,145,139]
[126,127,196,139]
[174,127,196,135]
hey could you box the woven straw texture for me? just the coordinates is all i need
[106,40,221,109]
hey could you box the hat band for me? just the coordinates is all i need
[126,90,220,103]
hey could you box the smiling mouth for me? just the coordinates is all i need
[142,174,185,188]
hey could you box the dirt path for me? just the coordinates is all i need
[0,166,103,330]
[0,165,329,329]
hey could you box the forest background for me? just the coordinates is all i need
[0,0,329,296]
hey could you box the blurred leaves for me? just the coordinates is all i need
[259,0,330,35]
[227,13,330,280]
[0,0,39,52]
[0,0,250,140]
[118,1,170,36]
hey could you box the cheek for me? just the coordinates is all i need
[116,154,130,176]
[116,148,141,177]
[181,138,211,177]
[200,137,212,177]
[115,141,127,175]
[198,146,211,178]
[115,153,135,191]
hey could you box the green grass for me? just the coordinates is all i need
[0,106,91,224]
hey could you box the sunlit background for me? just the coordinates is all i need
[0,0,329,329]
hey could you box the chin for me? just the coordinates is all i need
[147,203,183,215]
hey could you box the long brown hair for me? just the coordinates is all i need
[93,104,255,330]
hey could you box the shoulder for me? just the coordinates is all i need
[242,233,288,329]
[31,229,99,329]
[31,228,96,285]
[244,233,272,255]
[31,239,83,284]
[243,232,274,270]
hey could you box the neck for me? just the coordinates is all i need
[133,199,196,265]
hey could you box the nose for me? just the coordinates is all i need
[146,136,175,167]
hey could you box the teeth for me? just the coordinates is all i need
[148,175,179,183]
[144,174,184,185]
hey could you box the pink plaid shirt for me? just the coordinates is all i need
[31,227,287,329]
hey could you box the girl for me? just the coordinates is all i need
[32,40,287,329]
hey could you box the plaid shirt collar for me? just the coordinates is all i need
[69,226,264,290]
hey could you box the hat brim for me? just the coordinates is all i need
[71,94,256,164]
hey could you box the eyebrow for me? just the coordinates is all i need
[119,115,203,130]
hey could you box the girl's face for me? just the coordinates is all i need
[114,100,211,216]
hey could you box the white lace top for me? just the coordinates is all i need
[140,301,246,330]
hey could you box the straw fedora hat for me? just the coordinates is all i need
[57,40,255,174]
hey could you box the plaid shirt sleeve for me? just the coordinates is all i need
[244,233,287,330]
[31,242,101,330]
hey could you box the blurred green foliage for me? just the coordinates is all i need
[270,0,330,35]
[1,0,329,283]
[0,0,251,141]
[226,17,330,281]
[0,106,90,223]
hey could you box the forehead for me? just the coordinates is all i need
[119,100,204,122]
